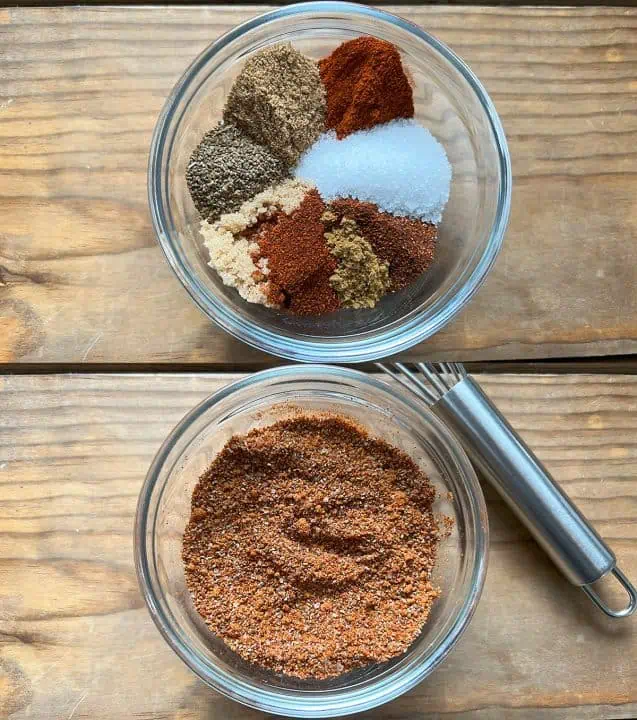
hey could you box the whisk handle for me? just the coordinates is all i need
[432,376,636,617]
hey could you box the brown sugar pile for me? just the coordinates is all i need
[257,189,340,315]
[328,198,437,291]
[319,36,414,139]
[182,414,448,680]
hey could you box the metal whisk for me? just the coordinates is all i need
[377,361,637,619]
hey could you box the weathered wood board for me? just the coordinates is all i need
[1,372,636,719]
[1,7,637,364]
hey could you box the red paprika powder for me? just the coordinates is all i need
[319,37,414,139]
[258,190,340,316]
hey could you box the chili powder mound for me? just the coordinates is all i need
[319,37,414,139]
[257,189,340,315]
[182,414,447,680]
[328,198,437,291]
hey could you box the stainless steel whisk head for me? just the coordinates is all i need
[376,362,465,405]
[376,361,637,619]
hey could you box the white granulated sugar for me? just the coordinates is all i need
[294,120,451,223]
[201,178,313,305]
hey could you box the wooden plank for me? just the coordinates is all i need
[1,6,637,365]
[4,1,637,8]
[1,371,636,719]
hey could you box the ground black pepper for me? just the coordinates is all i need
[186,123,287,223]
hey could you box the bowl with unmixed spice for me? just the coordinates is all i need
[148,1,511,362]
[135,365,488,717]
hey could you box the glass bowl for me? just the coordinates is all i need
[134,365,488,717]
[148,1,511,363]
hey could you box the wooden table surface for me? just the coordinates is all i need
[1,5,637,720]
[2,5,637,365]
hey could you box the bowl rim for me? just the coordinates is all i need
[147,0,512,363]
[134,364,489,717]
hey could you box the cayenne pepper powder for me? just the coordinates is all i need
[319,37,414,139]
[257,189,340,315]
[328,198,437,291]
[182,414,448,680]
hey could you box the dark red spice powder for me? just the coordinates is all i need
[257,189,340,315]
[319,37,414,139]
[328,198,437,291]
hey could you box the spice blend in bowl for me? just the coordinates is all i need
[182,413,451,680]
[186,36,451,316]
[150,2,511,362]
[136,365,489,715]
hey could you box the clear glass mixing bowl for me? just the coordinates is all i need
[148,1,511,363]
[135,365,488,717]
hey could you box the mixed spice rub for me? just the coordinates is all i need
[187,38,451,315]
[182,414,448,680]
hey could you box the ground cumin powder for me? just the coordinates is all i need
[224,43,326,165]
[322,211,389,309]
[182,414,447,680]
[328,198,437,291]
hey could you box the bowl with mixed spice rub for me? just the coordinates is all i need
[135,365,488,717]
[148,2,511,362]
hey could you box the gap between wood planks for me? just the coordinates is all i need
[1,355,637,375]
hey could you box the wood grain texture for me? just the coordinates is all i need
[1,6,637,365]
[6,0,637,6]
[1,372,637,719]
